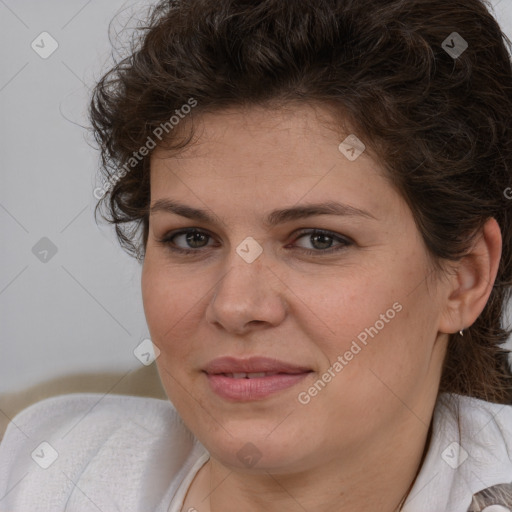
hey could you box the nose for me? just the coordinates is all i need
[205,252,288,335]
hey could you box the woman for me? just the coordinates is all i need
[1,0,512,510]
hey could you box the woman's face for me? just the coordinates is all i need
[142,104,450,473]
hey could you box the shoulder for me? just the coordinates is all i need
[438,393,512,511]
[0,393,199,511]
[438,393,512,446]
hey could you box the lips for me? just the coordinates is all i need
[203,356,313,401]
[224,372,278,378]
[203,356,311,375]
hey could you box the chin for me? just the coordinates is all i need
[197,421,320,473]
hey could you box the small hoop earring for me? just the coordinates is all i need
[459,329,464,336]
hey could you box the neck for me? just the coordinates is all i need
[191,414,433,512]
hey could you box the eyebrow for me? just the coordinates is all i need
[149,199,376,227]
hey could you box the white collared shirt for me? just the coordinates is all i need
[403,393,512,511]
[0,392,510,511]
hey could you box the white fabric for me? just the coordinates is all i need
[0,393,208,512]
[402,393,512,511]
[0,392,510,512]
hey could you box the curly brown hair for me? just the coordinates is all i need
[89,0,512,404]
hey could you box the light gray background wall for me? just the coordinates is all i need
[1,0,512,394]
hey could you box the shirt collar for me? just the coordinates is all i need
[402,392,512,512]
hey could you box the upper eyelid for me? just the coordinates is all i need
[292,228,352,240]
[161,227,346,239]
[160,228,216,242]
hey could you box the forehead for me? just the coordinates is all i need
[148,104,399,221]
[151,103,359,163]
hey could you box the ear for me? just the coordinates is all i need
[438,217,502,334]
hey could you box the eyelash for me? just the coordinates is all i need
[157,228,353,256]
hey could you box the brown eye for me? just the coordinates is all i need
[291,229,353,255]
[158,228,216,254]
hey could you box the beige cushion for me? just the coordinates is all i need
[0,364,167,442]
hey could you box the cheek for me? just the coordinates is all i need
[308,256,434,377]
[141,256,210,362]
[325,284,438,411]
[298,270,395,343]
[141,258,186,341]
[141,260,165,332]
[141,263,196,401]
